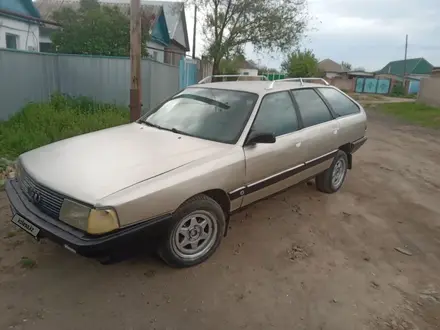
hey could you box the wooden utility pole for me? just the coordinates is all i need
[403,34,408,79]
[130,0,142,122]
[192,5,197,59]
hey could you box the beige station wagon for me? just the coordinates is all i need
[6,77,367,267]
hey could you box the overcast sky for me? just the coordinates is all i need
[186,0,440,71]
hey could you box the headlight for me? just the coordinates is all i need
[59,199,91,231]
[59,200,119,234]
[87,209,119,235]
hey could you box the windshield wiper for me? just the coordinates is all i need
[139,120,164,130]
[169,127,194,137]
[173,94,230,110]
[139,120,194,138]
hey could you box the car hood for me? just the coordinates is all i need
[19,123,231,204]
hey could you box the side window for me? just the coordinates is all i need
[252,91,299,137]
[6,33,18,49]
[291,89,333,127]
[318,88,360,116]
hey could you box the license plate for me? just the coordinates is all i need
[12,214,40,237]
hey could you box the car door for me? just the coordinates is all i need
[316,87,367,145]
[242,91,307,206]
[289,88,341,180]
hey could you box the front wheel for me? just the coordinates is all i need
[316,150,348,193]
[158,195,225,268]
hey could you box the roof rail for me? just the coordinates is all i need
[198,75,269,84]
[276,77,329,86]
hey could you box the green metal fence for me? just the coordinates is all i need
[261,73,287,81]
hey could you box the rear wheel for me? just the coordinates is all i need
[158,195,225,268]
[316,150,348,193]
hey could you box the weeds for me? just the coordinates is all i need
[0,94,129,159]
[20,257,37,269]
[379,102,440,128]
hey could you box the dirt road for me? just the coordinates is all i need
[1,109,440,330]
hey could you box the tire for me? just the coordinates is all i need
[158,194,226,268]
[316,150,348,194]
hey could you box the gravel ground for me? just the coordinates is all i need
[0,109,439,330]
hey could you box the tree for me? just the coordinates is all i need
[195,0,308,75]
[341,61,352,71]
[281,49,320,78]
[218,54,250,74]
[258,65,279,75]
[51,0,151,56]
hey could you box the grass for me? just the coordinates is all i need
[379,102,440,128]
[20,257,37,269]
[0,94,129,160]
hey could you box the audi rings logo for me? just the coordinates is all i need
[27,187,42,205]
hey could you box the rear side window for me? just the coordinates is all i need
[318,88,360,117]
[291,89,333,127]
[252,91,299,136]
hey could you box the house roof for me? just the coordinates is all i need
[376,58,434,76]
[142,1,189,51]
[348,71,374,77]
[318,59,349,73]
[0,0,41,20]
[240,60,259,70]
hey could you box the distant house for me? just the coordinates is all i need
[347,71,374,79]
[376,58,434,80]
[0,0,41,51]
[144,1,190,66]
[238,60,259,76]
[318,59,349,79]
[35,0,174,63]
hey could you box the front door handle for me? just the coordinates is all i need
[333,128,339,134]
[296,142,302,148]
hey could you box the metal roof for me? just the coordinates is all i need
[376,58,434,76]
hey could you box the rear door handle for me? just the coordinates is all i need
[333,128,339,134]
[296,142,302,147]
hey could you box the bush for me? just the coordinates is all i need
[0,94,129,159]
[390,82,405,97]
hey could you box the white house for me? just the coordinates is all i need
[318,59,349,79]
[238,60,259,76]
[0,0,41,51]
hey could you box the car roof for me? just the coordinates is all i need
[188,81,331,94]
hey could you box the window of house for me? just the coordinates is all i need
[291,89,333,127]
[6,33,19,49]
[318,88,360,117]
[252,91,299,136]
[40,42,53,53]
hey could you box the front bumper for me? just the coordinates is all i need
[5,179,173,258]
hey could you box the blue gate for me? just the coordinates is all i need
[364,78,378,93]
[179,58,198,89]
[355,77,391,94]
[377,79,391,94]
[355,78,364,93]
[408,80,420,94]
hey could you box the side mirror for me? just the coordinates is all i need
[245,132,276,145]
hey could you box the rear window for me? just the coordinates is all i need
[318,88,360,117]
[291,89,333,127]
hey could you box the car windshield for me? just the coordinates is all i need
[140,87,258,144]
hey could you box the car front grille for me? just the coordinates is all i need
[18,165,65,219]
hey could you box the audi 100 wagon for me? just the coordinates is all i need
[6,77,367,268]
